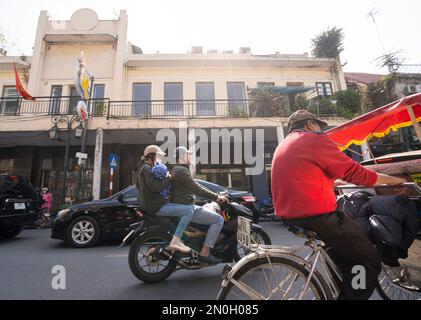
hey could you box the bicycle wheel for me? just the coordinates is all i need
[217,256,329,300]
[377,264,421,300]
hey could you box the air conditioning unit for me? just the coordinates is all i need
[239,47,251,54]
[207,49,218,54]
[191,46,203,54]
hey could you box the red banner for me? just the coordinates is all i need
[326,93,421,150]
[13,62,35,100]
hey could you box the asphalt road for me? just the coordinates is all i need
[0,221,385,300]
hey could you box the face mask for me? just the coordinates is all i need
[154,156,162,166]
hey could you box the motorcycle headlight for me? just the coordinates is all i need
[56,208,71,219]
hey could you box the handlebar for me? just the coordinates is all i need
[335,182,421,195]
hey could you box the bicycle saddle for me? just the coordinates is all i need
[288,226,320,239]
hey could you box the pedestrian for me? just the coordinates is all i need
[41,187,53,214]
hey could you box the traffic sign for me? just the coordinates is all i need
[109,153,119,169]
[76,152,88,160]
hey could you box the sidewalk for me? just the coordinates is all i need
[403,239,421,287]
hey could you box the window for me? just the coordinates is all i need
[164,82,183,116]
[1,86,19,115]
[69,86,79,114]
[227,82,246,115]
[257,82,275,89]
[196,82,215,116]
[0,159,14,174]
[49,85,63,115]
[93,84,105,116]
[123,186,139,201]
[316,82,332,97]
[132,83,151,116]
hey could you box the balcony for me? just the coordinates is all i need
[0,96,340,119]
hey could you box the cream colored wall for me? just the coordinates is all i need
[126,66,336,100]
[0,71,15,95]
[37,44,115,96]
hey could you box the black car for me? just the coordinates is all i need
[51,180,259,248]
[51,185,141,248]
[0,174,40,239]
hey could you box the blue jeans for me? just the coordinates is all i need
[190,205,224,248]
[156,203,194,238]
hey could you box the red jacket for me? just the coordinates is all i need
[271,130,378,220]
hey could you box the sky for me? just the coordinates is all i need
[0,0,420,74]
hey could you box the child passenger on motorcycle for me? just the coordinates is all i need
[171,146,228,265]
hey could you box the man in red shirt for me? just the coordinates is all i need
[271,110,406,300]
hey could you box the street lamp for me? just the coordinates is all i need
[75,123,84,138]
[49,114,82,205]
[48,125,60,140]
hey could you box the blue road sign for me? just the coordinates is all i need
[109,153,119,169]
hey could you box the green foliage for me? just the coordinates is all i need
[375,51,404,74]
[229,105,248,117]
[248,88,289,116]
[311,27,344,58]
[331,89,361,117]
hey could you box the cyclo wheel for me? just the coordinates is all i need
[217,256,330,300]
[376,264,421,300]
[128,230,177,283]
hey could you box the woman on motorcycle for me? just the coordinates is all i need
[137,145,194,253]
[171,146,228,265]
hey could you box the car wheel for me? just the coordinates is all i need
[67,216,100,248]
[0,226,24,239]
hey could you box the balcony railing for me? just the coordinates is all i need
[0,97,340,119]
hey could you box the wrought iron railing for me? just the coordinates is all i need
[0,97,340,119]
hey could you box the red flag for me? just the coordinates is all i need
[13,62,35,100]
[326,93,421,150]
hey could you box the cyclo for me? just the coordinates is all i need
[218,183,421,300]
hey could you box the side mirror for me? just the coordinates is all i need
[117,194,125,203]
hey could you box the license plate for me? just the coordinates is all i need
[237,216,252,248]
[14,203,26,210]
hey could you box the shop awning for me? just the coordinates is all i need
[326,93,421,150]
[248,86,315,95]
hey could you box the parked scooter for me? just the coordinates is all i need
[121,195,272,283]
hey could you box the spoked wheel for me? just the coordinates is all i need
[34,214,48,230]
[234,228,272,261]
[128,231,177,283]
[217,256,329,300]
[377,264,421,300]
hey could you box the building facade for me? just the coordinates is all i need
[0,9,348,209]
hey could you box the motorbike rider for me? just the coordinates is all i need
[271,110,407,300]
[137,145,194,254]
[171,146,228,265]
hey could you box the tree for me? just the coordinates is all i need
[331,89,361,118]
[0,29,17,54]
[311,27,344,59]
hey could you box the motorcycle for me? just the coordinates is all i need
[121,196,272,283]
